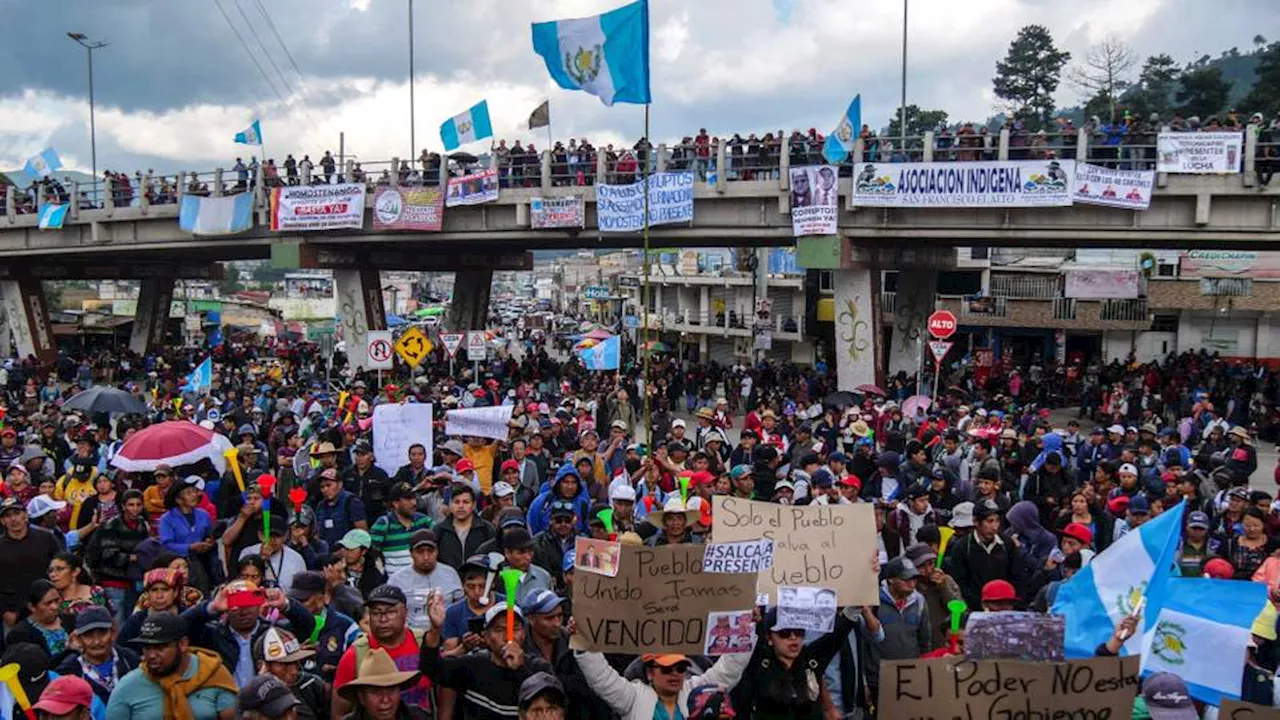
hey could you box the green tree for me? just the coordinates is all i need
[886,105,950,138]
[1243,41,1280,119]
[1176,65,1232,119]
[1127,53,1179,119]
[218,265,244,296]
[1256,35,1269,48]
[992,25,1071,130]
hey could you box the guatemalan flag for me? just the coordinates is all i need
[38,203,69,230]
[439,100,494,152]
[24,147,62,179]
[531,0,651,107]
[234,119,263,146]
[181,356,213,393]
[1141,578,1268,706]
[577,335,620,371]
[179,193,254,236]
[822,95,862,164]
[1052,500,1184,658]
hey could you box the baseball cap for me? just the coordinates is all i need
[1061,523,1094,546]
[502,527,535,551]
[387,483,416,503]
[500,459,520,474]
[981,579,1017,603]
[484,603,525,627]
[287,571,327,601]
[352,439,374,454]
[520,589,566,616]
[492,481,516,499]
[1108,424,1125,435]
[1142,672,1197,720]
[409,529,438,550]
[671,419,686,429]
[883,557,920,581]
[32,676,93,715]
[254,626,315,664]
[1118,463,1138,477]
[518,672,566,709]
[441,440,465,457]
[549,500,577,518]
[904,543,937,566]
[365,584,408,606]
[237,675,301,718]
[0,497,25,516]
[1186,511,1210,530]
[1128,495,1150,515]
[973,499,1002,520]
[131,614,188,645]
[25,494,67,520]
[905,484,929,500]
[609,484,637,502]
[1203,558,1235,579]
[337,529,372,549]
[73,606,114,635]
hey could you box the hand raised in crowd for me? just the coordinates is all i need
[499,640,525,670]
[426,588,447,629]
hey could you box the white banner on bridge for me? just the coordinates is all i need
[597,171,694,233]
[1072,163,1154,210]
[1156,132,1242,174]
[789,165,839,236]
[446,405,513,441]
[270,183,366,231]
[852,159,1075,207]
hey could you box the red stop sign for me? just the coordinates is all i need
[927,310,957,339]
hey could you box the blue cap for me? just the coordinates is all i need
[563,550,576,572]
[811,468,834,488]
[520,589,566,616]
[828,452,849,464]
[1186,511,1210,530]
[1128,494,1150,515]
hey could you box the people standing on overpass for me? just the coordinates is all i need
[321,152,336,183]
[299,155,313,185]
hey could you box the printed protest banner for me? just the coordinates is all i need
[445,168,499,207]
[445,405,513,441]
[597,171,694,232]
[789,165,839,236]
[704,610,756,656]
[852,159,1075,207]
[574,537,621,577]
[1220,699,1280,719]
[702,538,776,574]
[777,586,837,632]
[373,186,444,231]
[877,655,1140,720]
[371,403,434,475]
[1157,131,1243,174]
[1073,162,1154,210]
[531,196,585,228]
[1064,268,1141,299]
[570,543,757,655]
[270,183,367,231]
[711,496,878,605]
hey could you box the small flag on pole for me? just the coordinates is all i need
[440,100,494,152]
[531,0,651,107]
[181,356,213,393]
[24,148,62,179]
[528,100,550,130]
[234,119,263,146]
[822,95,862,164]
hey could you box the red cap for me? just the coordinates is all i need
[839,474,863,490]
[33,676,93,715]
[1107,495,1130,515]
[1203,558,1235,579]
[980,579,1017,603]
[473,389,486,398]
[485,379,499,388]
[456,459,475,473]
[526,403,539,413]
[1160,471,1178,484]
[1061,522,1093,546]
[0,428,15,438]
[688,471,715,487]
[500,459,519,473]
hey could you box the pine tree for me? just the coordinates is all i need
[992,25,1071,130]
[1175,66,1232,119]
[1243,41,1280,119]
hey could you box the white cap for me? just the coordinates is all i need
[1118,463,1138,476]
[610,484,637,502]
[492,481,516,499]
[25,494,67,519]
[1107,424,1125,435]
[671,419,687,429]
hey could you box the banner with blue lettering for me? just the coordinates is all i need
[852,159,1075,208]
[597,171,694,232]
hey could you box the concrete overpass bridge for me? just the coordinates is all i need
[3,127,1277,386]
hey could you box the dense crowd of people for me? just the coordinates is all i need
[0,331,1275,718]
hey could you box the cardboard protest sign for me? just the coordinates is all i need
[570,543,757,655]
[371,403,434,475]
[711,496,878,605]
[1220,699,1280,719]
[703,538,775,574]
[445,405,513,441]
[878,655,1140,720]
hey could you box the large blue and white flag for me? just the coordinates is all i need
[181,356,213,393]
[440,100,494,152]
[577,335,620,371]
[38,203,69,230]
[1141,577,1268,706]
[822,95,862,164]
[234,119,263,146]
[24,147,62,179]
[1052,501,1184,658]
[179,193,254,236]
[531,0,651,107]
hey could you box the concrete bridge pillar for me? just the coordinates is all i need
[447,269,494,333]
[335,268,387,371]
[0,278,56,364]
[830,266,882,390]
[129,277,175,355]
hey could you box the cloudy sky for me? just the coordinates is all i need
[0,0,1274,176]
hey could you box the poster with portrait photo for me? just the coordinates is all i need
[704,610,757,656]
[790,166,839,236]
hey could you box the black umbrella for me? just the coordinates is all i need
[61,386,148,415]
[823,391,858,408]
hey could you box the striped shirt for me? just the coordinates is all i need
[369,511,433,576]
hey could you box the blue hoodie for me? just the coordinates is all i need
[1028,433,1064,473]
[1007,501,1056,566]
[526,464,591,535]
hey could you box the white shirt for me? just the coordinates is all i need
[240,544,306,590]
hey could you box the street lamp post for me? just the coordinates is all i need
[407,0,416,164]
[67,32,107,185]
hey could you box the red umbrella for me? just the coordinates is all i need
[110,421,234,473]
[856,384,886,396]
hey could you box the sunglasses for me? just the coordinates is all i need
[773,629,805,639]
[652,663,690,675]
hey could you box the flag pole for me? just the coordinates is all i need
[641,103,651,448]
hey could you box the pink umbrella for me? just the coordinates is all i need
[584,328,614,340]
[903,394,932,419]
[856,383,886,396]
[110,421,234,473]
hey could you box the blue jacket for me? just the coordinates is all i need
[182,598,316,676]
[313,490,367,546]
[158,507,213,556]
[527,468,592,535]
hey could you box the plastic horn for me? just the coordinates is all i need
[597,508,615,539]
[258,475,278,538]
[946,599,967,653]
[499,568,523,643]
[173,398,183,413]
[936,526,955,569]
[678,474,691,504]
[223,447,245,493]
[288,487,307,514]
[0,663,34,720]
[478,552,505,606]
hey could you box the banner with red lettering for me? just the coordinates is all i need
[270,183,366,231]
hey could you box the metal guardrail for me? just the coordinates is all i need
[1100,298,1148,322]
[991,274,1060,299]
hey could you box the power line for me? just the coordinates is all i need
[212,0,287,107]
[232,0,298,99]
[244,0,329,146]
[250,0,306,83]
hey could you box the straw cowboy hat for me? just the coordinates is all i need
[337,648,419,700]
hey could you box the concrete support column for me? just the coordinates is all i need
[129,277,175,355]
[541,151,552,189]
[335,268,387,370]
[998,129,1010,161]
[922,131,935,162]
[888,269,938,377]
[446,269,493,333]
[830,267,881,389]
[0,278,56,364]
[699,286,710,325]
